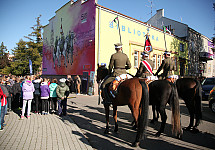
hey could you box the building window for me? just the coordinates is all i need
[172,57,177,71]
[134,51,139,68]
[153,54,157,70]
[157,55,161,68]
[180,43,184,52]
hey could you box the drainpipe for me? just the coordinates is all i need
[98,6,101,65]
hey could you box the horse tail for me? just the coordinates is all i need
[194,79,202,120]
[135,80,149,143]
[169,83,181,136]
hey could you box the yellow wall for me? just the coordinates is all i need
[95,6,188,76]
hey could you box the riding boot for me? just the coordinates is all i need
[104,88,112,104]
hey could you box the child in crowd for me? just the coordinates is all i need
[56,78,69,116]
[40,78,50,115]
[21,79,35,119]
[33,77,41,114]
[49,78,58,113]
[5,81,13,112]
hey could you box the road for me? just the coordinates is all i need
[66,94,215,150]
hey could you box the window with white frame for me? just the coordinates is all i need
[157,55,161,69]
[153,54,157,70]
[134,51,139,68]
[172,57,177,71]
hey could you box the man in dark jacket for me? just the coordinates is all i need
[155,51,175,80]
[12,78,21,110]
[33,77,41,114]
[102,43,131,104]
[66,75,74,93]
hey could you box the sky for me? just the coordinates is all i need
[0,0,214,54]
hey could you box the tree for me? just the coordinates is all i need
[9,39,29,76]
[25,15,43,56]
[1,15,43,76]
[0,42,9,72]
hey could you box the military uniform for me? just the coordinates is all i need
[102,50,131,89]
[136,57,154,78]
[155,56,175,79]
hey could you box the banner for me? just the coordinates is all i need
[29,59,33,75]
[144,34,152,52]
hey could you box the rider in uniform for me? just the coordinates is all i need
[154,51,175,80]
[102,43,131,104]
[135,51,154,78]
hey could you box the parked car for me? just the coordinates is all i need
[208,86,215,113]
[202,77,215,100]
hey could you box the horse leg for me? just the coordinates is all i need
[129,105,139,130]
[191,116,200,133]
[113,105,118,132]
[104,105,110,134]
[151,105,159,124]
[183,105,194,131]
[155,106,167,137]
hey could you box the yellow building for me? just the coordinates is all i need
[43,0,188,94]
[95,4,188,76]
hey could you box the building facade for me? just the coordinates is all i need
[43,0,188,94]
[147,9,214,77]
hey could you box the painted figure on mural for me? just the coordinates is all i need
[102,43,131,104]
[53,31,76,68]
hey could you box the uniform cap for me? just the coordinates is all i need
[114,43,122,48]
[141,51,149,57]
[163,51,171,55]
[59,78,66,83]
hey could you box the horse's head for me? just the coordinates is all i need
[97,64,108,83]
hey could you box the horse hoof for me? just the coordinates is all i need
[131,141,139,147]
[191,127,200,134]
[155,132,161,137]
[150,120,155,124]
[132,125,137,131]
[177,133,183,140]
[104,129,109,134]
[114,128,118,133]
[183,127,191,131]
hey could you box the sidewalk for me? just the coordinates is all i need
[0,103,93,150]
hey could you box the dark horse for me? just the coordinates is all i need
[149,80,182,138]
[176,78,202,132]
[97,66,149,147]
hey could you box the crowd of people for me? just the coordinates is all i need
[0,74,82,131]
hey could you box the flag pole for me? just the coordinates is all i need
[164,32,167,51]
[117,16,122,45]
[161,22,167,51]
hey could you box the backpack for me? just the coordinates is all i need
[0,84,9,97]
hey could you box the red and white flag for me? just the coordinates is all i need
[144,34,152,52]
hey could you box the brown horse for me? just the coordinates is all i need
[176,78,202,132]
[149,80,182,138]
[97,66,149,147]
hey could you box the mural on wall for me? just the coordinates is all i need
[42,0,95,75]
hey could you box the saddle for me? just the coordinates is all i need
[109,74,133,98]
[166,75,178,83]
[145,75,158,84]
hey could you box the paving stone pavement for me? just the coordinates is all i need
[0,109,93,150]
